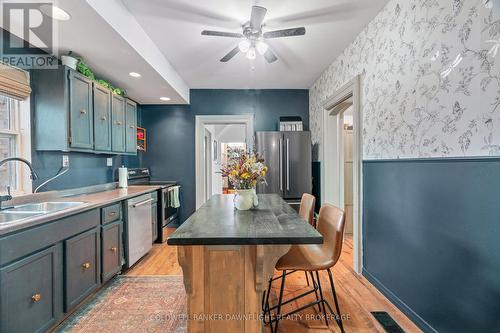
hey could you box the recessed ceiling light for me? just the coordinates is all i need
[129,72,141,78]
[160,97,171,101]
[39,4,71,21]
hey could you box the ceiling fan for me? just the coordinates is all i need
[201,5,306,63]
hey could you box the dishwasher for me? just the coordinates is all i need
[126,194,153,267]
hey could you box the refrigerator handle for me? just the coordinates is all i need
[279,138,283,192]
[286,138,290,191]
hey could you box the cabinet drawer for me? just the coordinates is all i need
[64,228,100,311]
[102,203,121,224]
[0,245,63,333]
[102,221,123,283]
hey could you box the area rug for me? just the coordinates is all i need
[56,275,187,333]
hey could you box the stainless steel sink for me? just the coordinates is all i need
[0,211,43,224]
[5,201,84,214]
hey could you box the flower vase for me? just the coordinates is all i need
[252,188,258,207]
[234,189,254,210]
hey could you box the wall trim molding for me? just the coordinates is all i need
[195,114,254,209]
[363,156,500,163]
[362,268,438,333]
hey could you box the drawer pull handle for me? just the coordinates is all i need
[80,109,87,114]
[110,247,117,252]
[82,262,91,269]
[32,293,42,302]
[108,211,116,216]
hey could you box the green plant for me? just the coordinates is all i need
[76,60,95,80]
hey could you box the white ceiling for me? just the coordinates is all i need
[121,0,389,89]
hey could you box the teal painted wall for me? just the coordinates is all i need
[140,89,310,222]
[363,158,500,332]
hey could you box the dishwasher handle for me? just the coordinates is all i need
[131,198,153,208]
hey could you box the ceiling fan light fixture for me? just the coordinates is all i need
[256,41,268,55]
[238,39,251,53]
[246,47,256,60]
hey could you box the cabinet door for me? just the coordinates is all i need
[111,94,126,152]
[64,227,100,311]
[101,220,123,283]
[0,245,63,333]
[93,84,112,152]
[125,99,137,154]
[152,202,158,243]
[69,71,93,149]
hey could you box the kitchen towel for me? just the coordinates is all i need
[170,186,180,208]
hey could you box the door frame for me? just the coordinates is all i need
[195,115,254,209]
[321,75,363,274]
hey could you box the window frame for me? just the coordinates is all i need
[0,96,32,195]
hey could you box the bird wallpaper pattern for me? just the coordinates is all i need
[309,0,500,160]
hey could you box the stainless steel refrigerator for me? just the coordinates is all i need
[255,131,312,206]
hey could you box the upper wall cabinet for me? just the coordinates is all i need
[111,94,126,153]
[32,66,137,155]
[125,99,137,153]
[93,84,112,152]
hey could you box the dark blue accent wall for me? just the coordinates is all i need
[140,89,309,222]
[362,158,500,333]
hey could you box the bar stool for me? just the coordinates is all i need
[264,204,346,333]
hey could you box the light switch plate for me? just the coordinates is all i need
[106,158,113,167]
[62,155,69,168]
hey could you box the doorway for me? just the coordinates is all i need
[195,115,254,209]
[321,76,363,274]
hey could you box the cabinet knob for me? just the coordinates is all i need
[82,262,91,269]
[32,293,42,302]
[101,116,107,121]
[110,247,117,252]
[80,109,87,114]
[129,125,135,129]
[108,211,116,216]
[116,121,122,125]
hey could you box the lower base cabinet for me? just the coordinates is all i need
[0,245,63,333]
[101,220,123,283]
[64,227,101,311]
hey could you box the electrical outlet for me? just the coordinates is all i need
[62,155,69,168]
[106,158,113,167]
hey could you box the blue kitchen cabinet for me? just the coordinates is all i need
[32,66,137,155]
[101,220,123,283]
[68,71,94,149]
[0,244,63,333]
[111,94,126,153]
[93,83,112,152]
[125,99,137,153]
[64,227,101,311]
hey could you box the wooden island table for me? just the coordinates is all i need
[168,194,322,333]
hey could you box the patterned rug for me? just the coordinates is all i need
[56,276,187,333]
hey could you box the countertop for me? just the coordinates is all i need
[168,194,322,245]
[0,185,162,236]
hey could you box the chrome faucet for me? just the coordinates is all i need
[0,157,38,209]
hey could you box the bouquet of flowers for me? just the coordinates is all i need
[220,148,267,190]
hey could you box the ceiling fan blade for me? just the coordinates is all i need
[263,27,306,39]
[250,5,267,29]
[202,30,243,38]
[263,49,278,63]
[220,46,240,62]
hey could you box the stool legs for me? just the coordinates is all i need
[315,271,329,327]
[327,268,345,333]
[273,270,287,333]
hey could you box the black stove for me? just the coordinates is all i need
[126,168,180,243]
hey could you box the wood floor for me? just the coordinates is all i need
[126,229,421,332]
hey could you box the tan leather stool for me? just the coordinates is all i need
[264,204,346,333]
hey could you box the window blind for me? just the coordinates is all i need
[0,62,31,100]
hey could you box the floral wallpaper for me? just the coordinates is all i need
[309,0,500,160]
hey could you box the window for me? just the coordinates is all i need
[0,94,31,195]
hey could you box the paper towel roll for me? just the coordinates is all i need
[118,166,128,188]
